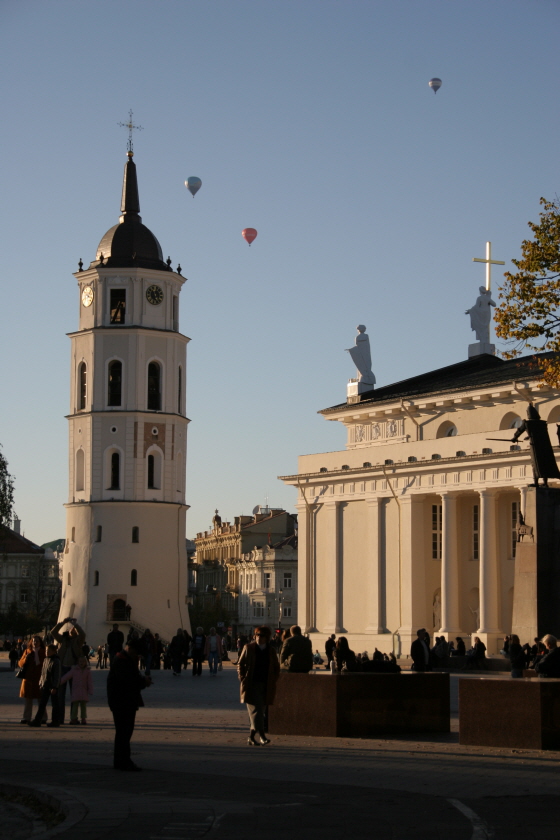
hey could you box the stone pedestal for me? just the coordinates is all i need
[468,341,495,358]
[512,486,560,642]
[459,677,560,750]
[268,672,450,738]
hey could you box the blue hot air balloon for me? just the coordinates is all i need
[429,78,442,94]
[185,177,202,197]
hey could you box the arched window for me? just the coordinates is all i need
[110,452,120,490]
[78,362,87,410]
[75,449,85,492]
[500,412,523,431]
[178,365,182,414]
[71,527,75,542]
[132,527,139,543]
[131,569,138,586]
[96,525,102,542]
[108,360,122,406]
[94,570,99,586]
[68,572,72,585]
[173,295,178,331]
[436,421,457,438]
[147,362,161,411]
[147,450,162,490]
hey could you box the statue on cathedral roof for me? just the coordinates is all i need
[466,286,496,344]
[346,325,376,388]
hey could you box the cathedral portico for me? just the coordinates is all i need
[281,351,560,656]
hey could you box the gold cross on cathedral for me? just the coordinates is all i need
[472,241,505,291]
[118,109,143,154]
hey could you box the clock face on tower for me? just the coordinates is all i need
[146,284,164,306]
[81,286,94,307]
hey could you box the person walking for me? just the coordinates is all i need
[28,644,62,727]
[60,655,94,723]
[9,643,19,671]
[411,628,431,672]
[502,634,525,678]
[51,617,85,724]
[238,625,280,746]
[107,624,125,665]
[18,635,47,724]
[169,628,187,676]
[191,627,206,677]
[107,637,152,771]
[205,628,221,676]
[325,634,336,670]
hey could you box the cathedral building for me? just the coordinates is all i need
[58,149,191,645]
[281,349,560,657]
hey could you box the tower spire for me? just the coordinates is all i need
[120,154,140,216]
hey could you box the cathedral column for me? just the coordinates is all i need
[295,500,315,633]
[478,489,502,637]
[398,495,426,653]
[323,500,343,633]
[439,492,462,636]
[365,497,384,634]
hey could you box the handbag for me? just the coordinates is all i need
[16,659,28,680]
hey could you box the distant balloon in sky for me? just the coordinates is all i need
[185,177,202,197]
[242,228,258,246]
[428,78,442,94]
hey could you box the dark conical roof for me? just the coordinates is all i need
[90,153,170,272]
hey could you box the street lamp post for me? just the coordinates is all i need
[278,588,283,630]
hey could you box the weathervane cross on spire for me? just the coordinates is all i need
[118,109,143,155]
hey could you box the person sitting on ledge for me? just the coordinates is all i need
[535,635,560,678]
[334,636,358,672]
[280,625,313,673]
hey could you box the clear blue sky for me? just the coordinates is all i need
[1,0,559,543]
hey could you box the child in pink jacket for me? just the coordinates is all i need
[60,656,94,724]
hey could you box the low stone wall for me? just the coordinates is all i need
[459,678,560,750]
[268,672,450,738]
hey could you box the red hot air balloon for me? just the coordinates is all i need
[242,228,258,246]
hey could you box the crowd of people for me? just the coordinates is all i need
[7,618,560,771]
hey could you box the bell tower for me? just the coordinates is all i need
[59,150,191,643]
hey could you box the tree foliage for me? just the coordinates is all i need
[0,444,15,527]
[495,197,560,386]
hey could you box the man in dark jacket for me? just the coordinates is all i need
[280,625,313,672]
[411,628,431,672]
[107,624,125,665]
[107,638,152,771]
[535,634,560,678]
[325,634,336,670]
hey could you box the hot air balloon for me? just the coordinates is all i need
[242,228,258,246]
[428,78,442,94]
[185,177,202,197]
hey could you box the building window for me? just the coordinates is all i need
[178,366,182,414]
[173,295,178,331]
[94,570,99,586]
[108,360,122,406]
[147,362,161,410]
[78,362,87,410]
[110,289,126,324]
[264,572,271,589]
[110,452,120,490]
[131,569,137,586]
[21,565,29,577]
[96,525,102,542]
[511,501,519,559]
[67,572,72,585]
[253,602,264,617]
[48,565,56,578]
[283,605,292,618]
[432,504,442,560]
[132,527,139,543]
[75,449,85,492]
[147,451,162,490]
[283,572,292,589]
[71,527,75,543]
[20,590,28,604]
[473,504,480,561]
